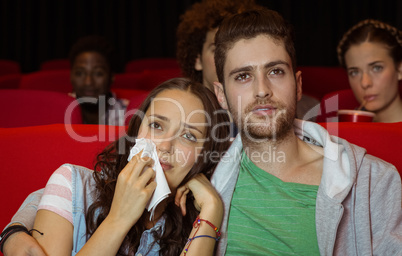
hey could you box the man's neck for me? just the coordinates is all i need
[241,129,324,185]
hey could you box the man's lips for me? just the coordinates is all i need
[252,105,277,115]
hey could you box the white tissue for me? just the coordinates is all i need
[127,138,171,220]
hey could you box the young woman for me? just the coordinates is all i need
[4,78,231,256]
[337,19,402,122]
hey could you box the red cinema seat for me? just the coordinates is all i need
[316,83,402,123]
[40,58,70,71]
[0,89,82,127]
[111,88,150,101]
[113,72,148,90]
[114,69,182,91]
[0,59,21,76]
[321,122,402,177]
[124,91,150,125]
[141,68,182,90]
[125,58,179,73]
[0,73,22,89]
[298,66,350,100]
[0,124,127,230]
[19,70,72,93]
[316,89,359,122]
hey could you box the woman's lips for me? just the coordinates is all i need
[159,161,172,171]
[364,95,377,102]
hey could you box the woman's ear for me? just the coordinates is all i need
[194,54,203,71]
[213,82,228,109]
[397,61,402,81]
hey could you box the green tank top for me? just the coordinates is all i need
[226,151,320,255]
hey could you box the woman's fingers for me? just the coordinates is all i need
[128,151,154,177]
[175,186,190,216]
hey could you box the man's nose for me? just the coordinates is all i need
[84,74,94,86]
[255,76,273,99]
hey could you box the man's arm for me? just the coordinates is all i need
[370,167,402,255]
[7,189,44,229]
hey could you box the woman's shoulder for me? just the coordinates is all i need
[54,164,95,183]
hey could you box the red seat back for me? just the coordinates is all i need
[125,91,150,125]
[298,66,350,100]
[114,68,182,91]
[0,89,82,127]
[316,89,359,122]
[111,88,150,101]
[113,72,148,90]
[321,122,402,177]
[40,59,70,71]
[0,73,22,89]
[19,70,72,93]
[316,83,402,122]
[0,59,21,76]
[141,68,182,90]
[125,58,179,73]
[0,124,127,230]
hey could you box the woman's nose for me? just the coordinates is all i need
[360,72,372,90]
[156,137,173,154]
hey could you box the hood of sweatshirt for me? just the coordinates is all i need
[295,119,366,201]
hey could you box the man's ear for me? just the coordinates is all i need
[194,54,203,71]
[213,82,228,110]
[295,70,303,101]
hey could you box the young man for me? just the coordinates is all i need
[176,0,319,120]
[210,8,402,255]
[69,35,126,125]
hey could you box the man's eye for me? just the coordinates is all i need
[269,68,284,75]
[74,70,84,77]
[234,73,250,82]
[94,72,105,77]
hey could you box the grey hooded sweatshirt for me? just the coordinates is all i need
[211,119,402,256]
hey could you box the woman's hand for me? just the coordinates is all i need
[177,174,224,256]
[175,174,223,218]
[106,151,157,229]
[3,229,46,256]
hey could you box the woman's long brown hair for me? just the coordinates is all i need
[86,77,231,255]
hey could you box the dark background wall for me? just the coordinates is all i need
[0,0,401,73]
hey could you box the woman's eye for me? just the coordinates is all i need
[234,73,250,82]
[372,65,383,72]
[348,69,359,77]
[269,68,284,75]
[183,132,197,142]
[149,122,162,130]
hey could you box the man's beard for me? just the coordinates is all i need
[229,97,296,143]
